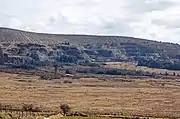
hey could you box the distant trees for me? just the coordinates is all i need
[21,103,41,116]
[137,58,180,70]
[0,103,41,118]
[77,68,156,77]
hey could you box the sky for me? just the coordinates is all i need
[0,0,180,43]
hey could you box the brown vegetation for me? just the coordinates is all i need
[0,72,180,118]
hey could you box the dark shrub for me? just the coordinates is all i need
[22,103,34,112]
[65,69,75,74]
[60,104,71,115]
[63,80,72,84]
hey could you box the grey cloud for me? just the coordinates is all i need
[98,18,132,35]
[124,0,176,14]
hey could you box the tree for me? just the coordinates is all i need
[54,64,58,78]
[0,47,4,65]
[173,72,176,76]
[165,71,168,76]
[60,104,70,116]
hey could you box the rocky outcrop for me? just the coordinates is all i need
[0,27,180,70]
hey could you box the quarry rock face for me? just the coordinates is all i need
[0,27,180,70]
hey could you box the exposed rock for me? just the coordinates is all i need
[1,27,180,70]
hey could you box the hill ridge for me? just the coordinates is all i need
[0,27,176,45]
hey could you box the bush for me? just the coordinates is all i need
[79,61,100,67]
[22,103,34,112]
[65,69,75,74]
[39,75,50,80]
[63,80,72,84]
[60,104,70,115]
[173,72,176,76]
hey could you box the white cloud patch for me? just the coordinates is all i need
[0,0,180,43]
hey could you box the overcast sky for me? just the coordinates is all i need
[0,0,180,43]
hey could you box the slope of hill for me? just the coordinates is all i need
[0,27,180,70]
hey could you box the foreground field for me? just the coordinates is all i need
[0,72,180,118]
[0,113,120,119]
[0,112,170,119]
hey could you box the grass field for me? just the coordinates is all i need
[0,71,180,118]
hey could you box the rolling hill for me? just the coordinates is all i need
[0,27,180,70]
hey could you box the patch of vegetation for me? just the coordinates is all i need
[79,60,100,67]
[137,58,180,70]
[65,69,76,74]
[60,104,71,116]
[63,80,72,84]
[77,68,155,77]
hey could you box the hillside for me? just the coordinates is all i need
[0,27,180,70]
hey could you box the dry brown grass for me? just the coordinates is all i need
[0,72,180,118]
